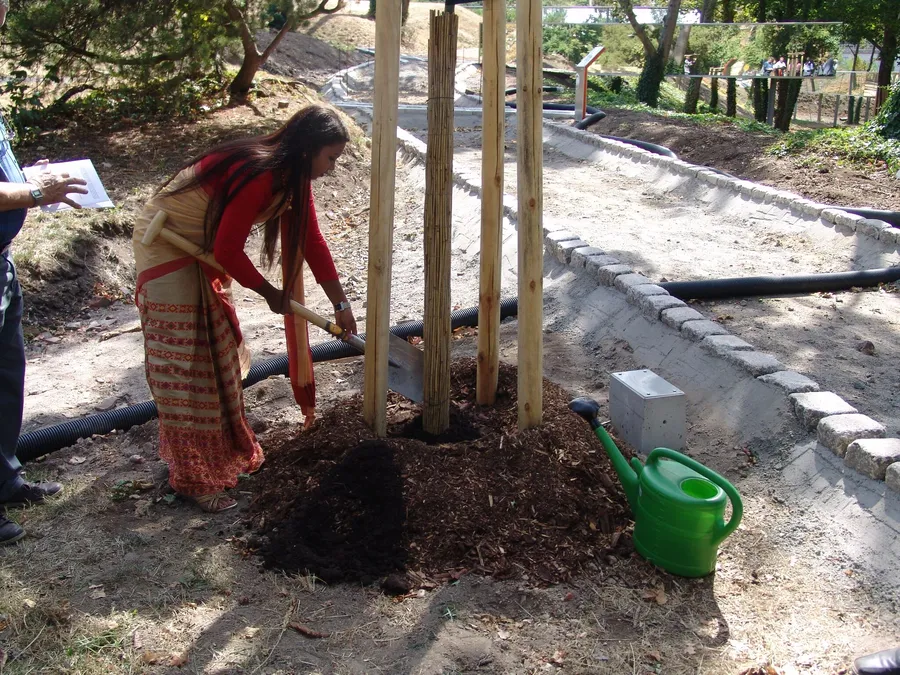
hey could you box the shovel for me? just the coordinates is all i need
[141,211,424,403]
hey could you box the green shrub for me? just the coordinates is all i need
[873,82,900,141]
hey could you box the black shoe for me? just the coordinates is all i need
[0,515,25,545]
[854,647,900,675]
[1,481,63,508]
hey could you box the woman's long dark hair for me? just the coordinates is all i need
[159,104,350,299]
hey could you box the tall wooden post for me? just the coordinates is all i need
[516,0,543,430]
[363,0,402,436]
[423,9,458,434]
[476,0,505,406]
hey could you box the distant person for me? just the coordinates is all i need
[683,55,696,76]
[773,56,787,77]
[822,56,836,76]
[762,57,775,76]
[803,58,815,76]
[0,0,89,545]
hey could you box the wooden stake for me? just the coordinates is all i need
[363,0,402,437]
[476,0,505,406]
[833,95,840,127]
[423,10,458,435]
[817,93,823,124]
[516,0,543,430]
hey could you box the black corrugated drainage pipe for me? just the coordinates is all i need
[505,86,563,96]
[660,267,900,301]
[504,101,606,120]
[574,112,607,130]
[16,298,521,462]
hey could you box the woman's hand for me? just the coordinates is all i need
[27,161,88,208]
[258,281,291,315]
[335,307,357,337]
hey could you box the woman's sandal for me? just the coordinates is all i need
[192,492,238,513]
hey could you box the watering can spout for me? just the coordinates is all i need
[568,397,640,509]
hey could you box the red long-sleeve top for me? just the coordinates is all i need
[200,155,338,290]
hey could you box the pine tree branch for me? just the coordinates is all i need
[25,27,193,66]
[224,0,261,59]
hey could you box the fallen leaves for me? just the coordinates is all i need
[643,586,667,605]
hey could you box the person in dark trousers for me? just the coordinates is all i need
[0,0,90,544]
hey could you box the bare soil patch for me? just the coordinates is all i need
[582,107,900,211]
[298,2,482,55]
[249,360,631,586]
[257,30,371,88]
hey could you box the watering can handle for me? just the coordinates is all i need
[647,447,743,544]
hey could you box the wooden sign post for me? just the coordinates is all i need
[423,9,458,434]
[516,0,543,430]
[363,0,402,436]
[476,0,505,406]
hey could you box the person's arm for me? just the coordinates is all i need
[211,172,277,306]
[0,167,88,211]
[303,196,356,335]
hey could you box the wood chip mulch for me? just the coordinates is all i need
[244,358,634,588]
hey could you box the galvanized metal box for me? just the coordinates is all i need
[609,369,686,454]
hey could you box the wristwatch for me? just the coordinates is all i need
[27,182,43,207]
[334,301,351,312]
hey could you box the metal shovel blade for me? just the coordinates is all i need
[386,333,424,403]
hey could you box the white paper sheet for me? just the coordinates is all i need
[22,159,114,212]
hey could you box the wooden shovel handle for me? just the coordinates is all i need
[144,211,348,341]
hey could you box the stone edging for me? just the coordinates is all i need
[395,125,900,490]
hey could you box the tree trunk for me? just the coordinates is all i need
[726,79,736,116]
[684,66,701,114]
[774,78,801,131]
[368,0,376,18]
[751,79,764,121]
[709,77,718,111]
[402,0,410,25]
[875,24,897,113]
[229,51,263,100]
[637,51,666,107]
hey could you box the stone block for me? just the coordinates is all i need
[681,320,729,341]
[820,208,843,224]
[584,254,622,278]
[844,438,900,480]
[789,391,857,431]
[800,201,824,217]
[614,273,654,293]
[556,239,589,264]
[640,294,685,319]
[882,227,900,247]
[886,463,900,493]
[857,218,892,239]
[700,334,755,357]
[598,264,634,286]
[757,371,820,395]
[625,283,668,305]
[818,414,886,457]
[545,230,579,246]
[723,350,784,376]
[571,247,606,269]
[661,306,706,330]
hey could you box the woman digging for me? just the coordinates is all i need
[132,105,356,513]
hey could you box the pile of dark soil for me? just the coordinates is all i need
[247,359,633,587]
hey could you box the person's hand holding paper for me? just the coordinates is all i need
[25,159,88,209]
[22,159,113,212]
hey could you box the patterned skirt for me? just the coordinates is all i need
[136,259,263,497]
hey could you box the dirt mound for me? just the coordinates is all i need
[248,359,632,586]
[299,3,482,56]
[583,107,900,211]
[257,30,371,88]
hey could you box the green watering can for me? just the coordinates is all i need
[569,397,743,577]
